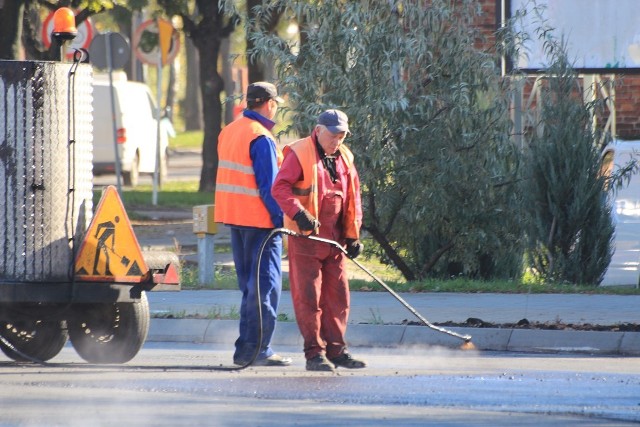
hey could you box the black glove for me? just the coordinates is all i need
[345,239,363,259]
[293,209,320,232]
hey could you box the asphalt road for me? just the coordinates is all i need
[0,343,638,426]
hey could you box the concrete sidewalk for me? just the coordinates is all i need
[146,290,640,356]
[130,208,640,355]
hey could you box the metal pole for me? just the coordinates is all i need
[152,31,162,206]
[106,32,123,195]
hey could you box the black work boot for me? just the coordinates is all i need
[306,354,335,372]
[330,353,367,369]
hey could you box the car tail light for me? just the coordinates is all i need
[116,128,127,144]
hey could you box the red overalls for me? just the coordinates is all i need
[288,176,351,360]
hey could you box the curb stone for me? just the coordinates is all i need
[147,319,640,356]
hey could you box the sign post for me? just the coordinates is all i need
[133,18,180,206]
[89,32,131,196]
[154,39,162,205]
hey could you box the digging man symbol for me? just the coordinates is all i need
[93,216,120,276]
[74,186,145,280]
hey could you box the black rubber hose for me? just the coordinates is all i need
[276,229,473,344]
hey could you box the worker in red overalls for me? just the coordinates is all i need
[272,109,366,372]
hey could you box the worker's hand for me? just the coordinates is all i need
[293,209,320,232]
[345,239,363,259]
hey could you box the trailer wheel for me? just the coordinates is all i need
[68,292,149,364]
[0,320,68,362]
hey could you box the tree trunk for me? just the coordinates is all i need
[365,224,417,282]
[113,5,135,80]
[196,37,223,192]
[0,0,25,60]
[23,2,56,61]
[246,0,281,83]
[183,37,202,130]
[163,0,238,192]
[221,38,235,125]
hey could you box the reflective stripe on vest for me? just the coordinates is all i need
[218,159,255,175]
[216,183,260,197]
[292,185,315,196]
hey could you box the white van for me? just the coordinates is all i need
[600,139,640,287]
[92,73,168,187]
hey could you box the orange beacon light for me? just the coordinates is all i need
[52,7,77,41]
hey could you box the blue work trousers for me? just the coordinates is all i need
[230,226,282,363]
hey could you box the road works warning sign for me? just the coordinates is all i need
[75,186,148,282]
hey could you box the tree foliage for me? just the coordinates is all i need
[245,0,281,83]
[250,0,524,281]
[521,40,614,285]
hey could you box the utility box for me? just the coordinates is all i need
[193,205,216,286]
[193,204,217,235]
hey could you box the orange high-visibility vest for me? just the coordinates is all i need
[283,136,360,239]
[214,116,283,228]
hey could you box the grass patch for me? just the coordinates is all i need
[178,261,640,294]
[367,308,385,325]
[277,313,293,322]
[152,306,240,320]
[180,264,238,290]
[93,180,213,210]
[380,277,640,295]
[152,309,187,319]
[169,130,204,150]
[196,305,239,320]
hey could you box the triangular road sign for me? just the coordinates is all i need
[157,18,174,66]
[74,186,149,282]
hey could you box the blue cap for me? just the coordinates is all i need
[318,109,350,134]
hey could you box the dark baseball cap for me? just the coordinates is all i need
[246,82,284,103]
[318,109,350,134]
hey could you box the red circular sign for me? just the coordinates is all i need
[132,19,180,66]
[42,10,94,59]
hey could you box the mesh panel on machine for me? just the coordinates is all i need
[0,61,93,282]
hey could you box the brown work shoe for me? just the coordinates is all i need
[252,354,292,366]
[330,353,367,369]
[305,354,335,372]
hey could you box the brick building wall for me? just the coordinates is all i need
[614,74,640,138]
[474,0,640,139]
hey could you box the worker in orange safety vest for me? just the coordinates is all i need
[214,82,291,367]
